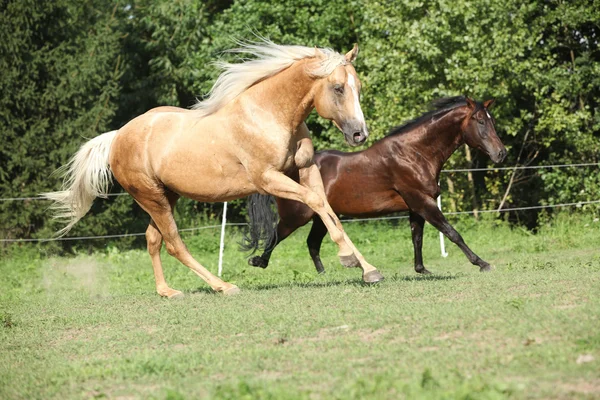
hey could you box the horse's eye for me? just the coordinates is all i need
[478,119,485,125]
[333,84,344,95]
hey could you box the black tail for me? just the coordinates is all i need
[240,193,278,254]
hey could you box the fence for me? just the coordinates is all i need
[1,163,599,275]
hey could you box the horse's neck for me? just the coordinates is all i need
[381,108,466,175]
[243,59,316,133]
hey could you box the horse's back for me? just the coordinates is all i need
[111,107,190,158]
[145,106,190,114]
[109,107,195,189]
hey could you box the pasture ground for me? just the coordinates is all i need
[1,213,599,399]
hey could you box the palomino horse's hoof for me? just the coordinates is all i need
[168,290,185,299]
[480,264,493,272]
[340,254,360,268]
[363,270,385,284]
[221,285,241,296]
[248,256,268,268]
[159,288,184,299]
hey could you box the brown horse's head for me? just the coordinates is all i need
[461,97,507,163]
[313,45,368,147]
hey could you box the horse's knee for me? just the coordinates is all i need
[327,227,345,244]
[146,228,162,254]
[165,241,185,258]
[304,191,324,211]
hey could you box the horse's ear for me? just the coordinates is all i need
[483,98,496,109]
[345,44,359,63]
[465,97,476,109]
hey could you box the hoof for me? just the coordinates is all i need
[168,290,185,299]
[248,256,267,269]
[415,266,432,275]
[221,285,241,296]
[315,263,326,274]
[480,264,492,272]
[363,270,385,284]
[158,289,184,299]
[340,253,360,268]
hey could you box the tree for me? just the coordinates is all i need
[0,0,124,242]
[1,0,598,246]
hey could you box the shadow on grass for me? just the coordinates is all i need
[189,278,361,294]
[189,272,461,294]
[389,273,464,282]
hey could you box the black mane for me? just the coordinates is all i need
[388,96,481,137]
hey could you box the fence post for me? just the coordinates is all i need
[437,193,449,258]
[217,202,228,277]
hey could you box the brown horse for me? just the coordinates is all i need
[43,40,385,298]
[247,96,507,274]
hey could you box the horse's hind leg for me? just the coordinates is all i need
[307,216,328,274]
[146,221,184,298]
[248,221,296,268]
[135,191,240,295]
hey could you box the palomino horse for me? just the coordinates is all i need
[246,97,507,274]
[43,40,385,298]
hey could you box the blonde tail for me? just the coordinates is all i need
[42,130,118,236]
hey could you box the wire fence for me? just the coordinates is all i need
[1,162,597,202]
[440,162,599,173]
[0,193,127,202]
[2,200,598,243]
[1,162,598,243]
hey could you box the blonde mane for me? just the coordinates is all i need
[191,39,347,117]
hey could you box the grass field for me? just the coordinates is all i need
[1,213,599,399]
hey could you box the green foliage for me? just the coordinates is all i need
[0,0,124,240]
[0,0,598,245]
[357,0,599,221]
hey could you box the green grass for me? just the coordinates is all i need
[1,214,599,399]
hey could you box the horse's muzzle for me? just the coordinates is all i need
[492,147,507,163]
[345,128,368,147]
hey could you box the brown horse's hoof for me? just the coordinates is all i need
[363,270,385,284]
[340,254,360,268]
[480,264,492,272]
[248,256,268,268]
[415,266,432,275]
[221,285,241,296]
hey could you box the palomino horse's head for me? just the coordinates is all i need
[461,98,507,163]
[312,45,368,147]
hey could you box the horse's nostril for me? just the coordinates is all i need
[353,132,364,143]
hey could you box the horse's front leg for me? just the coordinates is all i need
[409,211,431,274]
[297,164,384,283]
[260,169,383,283]
[407,194,491,272]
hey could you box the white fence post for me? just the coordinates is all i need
[437,193,449,258]
[217,202,228,277]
